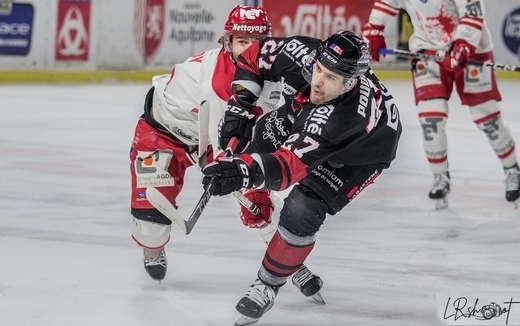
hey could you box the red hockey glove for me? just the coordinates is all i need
[239,189,273,229]
[450,39,475,67]
[361,23,386,62]
[201,153,264,196]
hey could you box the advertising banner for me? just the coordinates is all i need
[0,2,34,56]
[134,0,166,63]
[261,0,375,39]
[55,0,91,61]
[501,6,520,61]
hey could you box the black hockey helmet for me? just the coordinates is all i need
[315,30,370,79]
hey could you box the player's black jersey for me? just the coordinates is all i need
[234,36,322,99]
[251,68,402,191]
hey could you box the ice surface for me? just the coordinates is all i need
[1,79,520,325]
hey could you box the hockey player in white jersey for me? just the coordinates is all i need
[128,5,323,300]
[362,0,520,209]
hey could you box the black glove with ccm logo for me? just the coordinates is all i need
[219,91,263,153]
[201,153,265,196]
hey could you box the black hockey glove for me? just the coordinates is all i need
[201,154,264,196]
[219,93,262,153]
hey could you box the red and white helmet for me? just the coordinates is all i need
[223,5,272,52]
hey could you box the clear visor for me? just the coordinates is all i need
[301,50,356,96]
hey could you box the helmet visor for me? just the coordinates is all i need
[302,50,356,97]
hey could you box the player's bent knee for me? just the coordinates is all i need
[279,185,328,237]
[131,210,171,249]
[469,100,501,122]
[417,98,448,115]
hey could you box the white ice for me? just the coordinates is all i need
[1,79,520,326]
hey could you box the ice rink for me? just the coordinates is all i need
[2,78,520,326]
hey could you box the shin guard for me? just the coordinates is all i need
[470,100,518,168]
[418,99,449,174]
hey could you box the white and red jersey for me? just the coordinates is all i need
[368,0,492,53]
[151,47,235,154]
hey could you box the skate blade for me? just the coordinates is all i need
[512,198,520,210]
[234,314,259,326]
[311,292,326,305]
[435,197,448,210]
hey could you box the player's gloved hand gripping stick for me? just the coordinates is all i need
[146,137,261,234]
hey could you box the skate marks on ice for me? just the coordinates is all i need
[1,82,520,325]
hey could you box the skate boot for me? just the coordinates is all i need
[504,165,520,208]
[429,172,450,210]
[291,264,325,304]
[235,279,279,326]
[143,247,167,282]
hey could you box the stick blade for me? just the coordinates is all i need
[145,187,188,234]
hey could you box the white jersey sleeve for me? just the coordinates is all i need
[451,0,492,52]
[151,47,233,158]
[152,55,204,146]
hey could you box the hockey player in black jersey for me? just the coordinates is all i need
[202,31,402,325]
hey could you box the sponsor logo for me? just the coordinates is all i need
[357,77,371,118]
[283,38,314,67]
[134,0,165,61]
[279,4,364,38]
[311,165,344,191]
[347,169,379,200]
[305,105,334,135]
[262,111,290,149]
[55,0,91,61]
[502,7,520,59]
[0,3,33,55]
[231,23,268,34]
[135,150,174,188]
[167,4,215,45]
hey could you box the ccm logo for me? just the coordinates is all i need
[227,105,256,120]
[239,162,250,188]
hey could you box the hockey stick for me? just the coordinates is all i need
[379,48,520,72]
[233,191,261,215]
[146,137,239,235]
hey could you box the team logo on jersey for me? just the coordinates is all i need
[134,0,165,61]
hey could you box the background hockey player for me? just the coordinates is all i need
[362,0,520,209]
[202,31,402,325]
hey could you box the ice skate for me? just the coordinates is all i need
[504,166,520,209]
[429,172,450,210]
[143,247,167,282]
[291,264,325,304]
[234,279,279,326]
